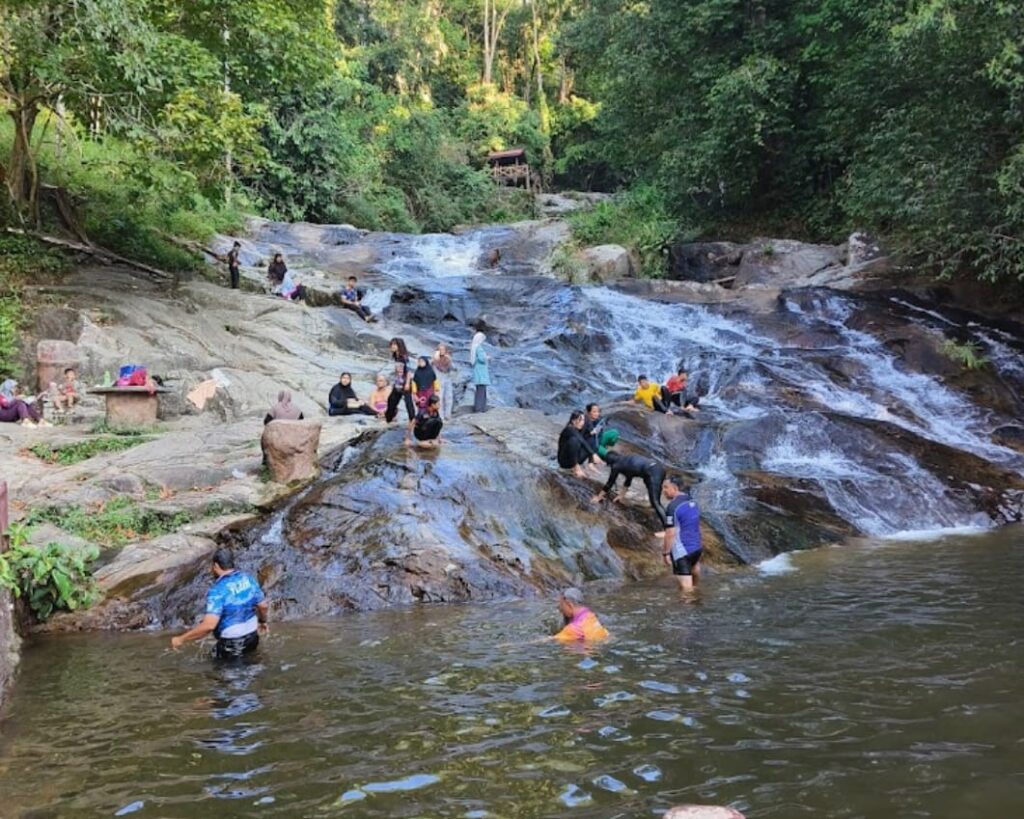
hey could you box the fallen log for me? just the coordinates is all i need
[3,227,176,281]
[156,230,225,262]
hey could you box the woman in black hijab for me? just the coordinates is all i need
[328,372,377,417]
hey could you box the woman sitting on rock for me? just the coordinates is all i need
[328,372,377,417]
[557,410,598,478]
[368,374,392,419]
[264,390,304,425]
[0,379,48,427]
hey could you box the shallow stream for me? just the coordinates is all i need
[1,527,1020,818]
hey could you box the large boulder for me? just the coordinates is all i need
[579,244,636,281]
[261,419,322,483]
[668,241,743,283]
[735,238,844,287]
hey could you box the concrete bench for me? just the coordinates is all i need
[89,386,170,427]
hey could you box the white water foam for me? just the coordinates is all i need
[376,233,484,280]
[757,554,796,575]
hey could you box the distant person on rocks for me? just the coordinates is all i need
[551,587,609,643]
[591,430,670,533]
[170,547,268,659]
[368,373,392,419]
[264,389,304,425]
[386,337,415,422]
[329,372,377,417]
[267,252,287,286]
[558,410,598,478]
[276,267,306,302]
[662,476,702,591]
[635,374,672,414]
[227,241,242,290]
[662,369,700,416]
[432,342,455,421]
[339,275,376,322]
[411,355,439,409]
[470,326,490,413]
[405,394,443,449]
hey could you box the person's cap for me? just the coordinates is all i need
[560,587,584,604]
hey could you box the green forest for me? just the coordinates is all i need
[3,0,1024,281]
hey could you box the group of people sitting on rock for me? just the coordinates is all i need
[252,248,378,321]
[634,369,700,417]
[0,371,82,427]
[262,329,493,451]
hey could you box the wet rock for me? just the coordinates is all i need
[668,241,743,283]
[993,425,1024,453]
[735,239,843,287]
[664,807,746,819]
[261,420,322,484]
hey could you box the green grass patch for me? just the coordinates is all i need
[941,339,988,371]
[568,184,689,278]
[28,435,151,465]
[24,497,191,548]
[89,420,162,436]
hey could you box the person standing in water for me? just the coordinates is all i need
[171,547,268,659]
[227,241,242,290]
[662,476,702,591]
[432,342,455,421]
[591,430,670,533]
[470,325,490,413]
[552,587,609,642]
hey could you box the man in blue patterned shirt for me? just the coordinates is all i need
[171,547,268,659]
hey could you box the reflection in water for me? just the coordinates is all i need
[1,528,1023,817]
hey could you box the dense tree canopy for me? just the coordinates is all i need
[2,0,1024,280]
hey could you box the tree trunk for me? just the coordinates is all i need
[6,100,40,225]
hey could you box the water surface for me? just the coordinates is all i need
[1,528,1021,818]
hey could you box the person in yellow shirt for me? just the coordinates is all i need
[552,587,610,642]
[634,374,673,414]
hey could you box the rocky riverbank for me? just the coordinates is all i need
[2,210,1023,650]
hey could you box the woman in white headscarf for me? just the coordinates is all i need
[470,325,490,413]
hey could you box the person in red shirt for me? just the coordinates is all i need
[662,369,700,415]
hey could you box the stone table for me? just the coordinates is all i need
[89,387,170,427]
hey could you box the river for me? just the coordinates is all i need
[1,526,1020,818]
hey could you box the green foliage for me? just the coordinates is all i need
[24,498,191,548]
[568,185,683,277]
[28,436,151,466]
[549,244,588,284]
[941,339,989,371]
[0,523,99,621]
[0,234,66,376]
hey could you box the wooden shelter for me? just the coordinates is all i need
[487,148,532,189]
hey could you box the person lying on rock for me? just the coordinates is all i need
[329,372,377,417]
[662,369,700,416]
[264,390,304,425]
[662,476,703,592]
[405,394,443,449]
[338,275,376,322]
[634,374,673,414]
[552,587,609,642]
[591,429,670,534]
[558,410,598,478]
[171,547,268,659]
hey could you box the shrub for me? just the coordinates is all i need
[24,497,191,548]
[28,435,151,465]
[0,523,99,621]
[941,339,988,371]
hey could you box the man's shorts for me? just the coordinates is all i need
[672,549,702,576]
[214,631,259,660]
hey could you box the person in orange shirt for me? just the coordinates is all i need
[552,588,610,642]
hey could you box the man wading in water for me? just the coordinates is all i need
[171,547,268,659]
[662,477,702,591]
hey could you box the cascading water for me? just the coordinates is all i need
[375,242,1024,541]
